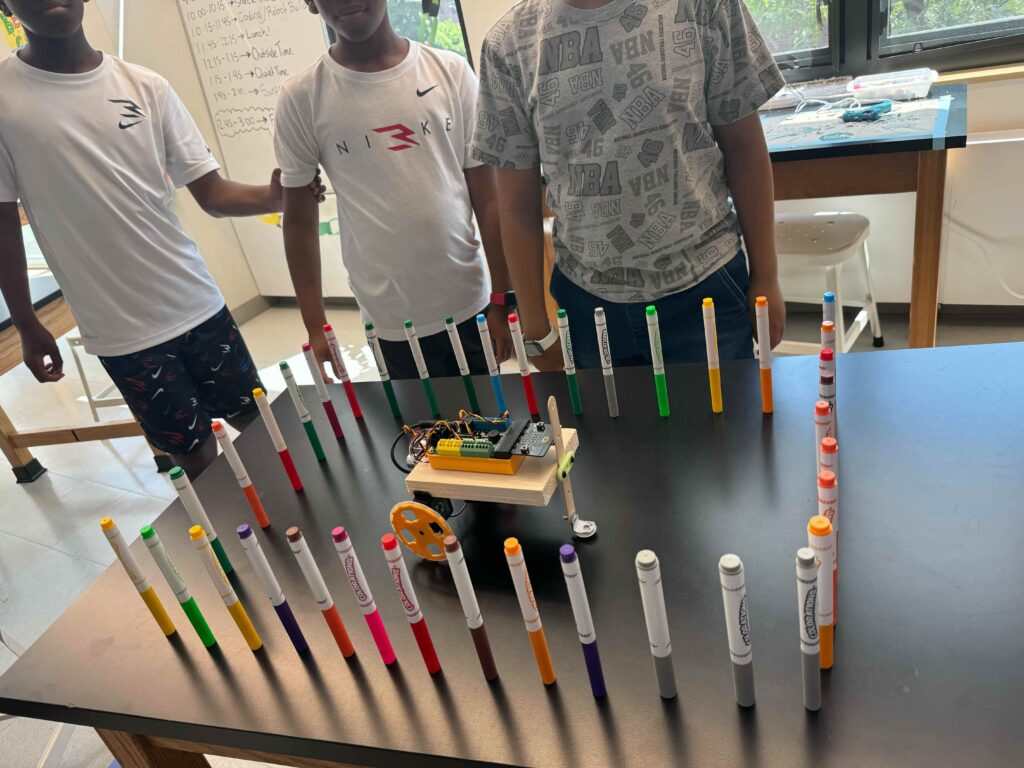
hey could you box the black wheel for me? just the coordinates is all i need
[873,336,885,348]
[412,491,454,519]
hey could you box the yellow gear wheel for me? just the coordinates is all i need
[389,501,452,561]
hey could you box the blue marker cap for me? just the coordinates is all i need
[823,292,835,303]
[237,524,253,539]
[476,313,486,325]
[559,544,577,564]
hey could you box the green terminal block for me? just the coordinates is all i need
[460,439,495,458]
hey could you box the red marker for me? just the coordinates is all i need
[253,388,302,492]
[323,324,363,419]
[382,534,440,673]
[507,313,539,419]
[302,342,344,440]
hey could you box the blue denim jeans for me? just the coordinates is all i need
[550,251,754,369]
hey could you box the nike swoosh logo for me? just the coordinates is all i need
[118,120,143,129]
[416,85,438,97]
[151,365,163,379]
[211,361,224,372]
[189,414,198,430]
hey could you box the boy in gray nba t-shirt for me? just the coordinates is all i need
[472,0,787,371]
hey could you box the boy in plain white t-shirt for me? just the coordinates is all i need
[275,0,514,381]
[0,0,321,479]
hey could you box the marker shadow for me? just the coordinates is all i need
[205,642,246,705]
[660,695,688,764]
[430,672,469,755]
[486,678,525,765]
[343,652,392,743]
[253,647,303,734]
[595,696,626,767]
[736,704,760,765]
[385,661,429,747]
[543,684,579,766]
[298,652,346,733]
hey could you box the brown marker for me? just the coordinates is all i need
[443,535,497,680]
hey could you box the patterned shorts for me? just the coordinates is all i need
[99,306,263,455]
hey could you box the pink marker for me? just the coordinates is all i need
[323,324,363,419]
[302,342,344,440]
[333,527,396,665]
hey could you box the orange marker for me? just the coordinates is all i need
[287,527,354,658]
[755,296,773,413]
[212,421,269,528]
[504,538,555,685]
[820,436,838,480]
[807,516,835,669]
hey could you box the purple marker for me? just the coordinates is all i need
[559,545,606,697]
[236,524,308,654]
[333,527,396,665]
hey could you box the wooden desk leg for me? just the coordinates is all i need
[97,728,211,768]
[909,150,948,348]
[0,403,46,483]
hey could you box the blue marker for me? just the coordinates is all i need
[476,313,507,415]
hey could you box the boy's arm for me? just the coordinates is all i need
[464,164,513,363]
[0,203,63,382]
[493,167,563,372]
[281,185,337,381]
[187,168,325,218]
[713,113,785,348]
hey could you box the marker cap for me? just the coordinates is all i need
[139,525,155,540]
[211,421,224,433]
[403,319,413,328]
[823,292,836,303]
[815,400,831,416]
[821,437,838,454]
[365,321,375,330]
[559,544,577,564]
[808,516,832,537]
[323,323,333,332]
[645,305,656,316]
[381,533,399,551]
[475,313,486,325]
[508,312,518,323]
[755,296,767,307]
[278,361,289,370]
[331,526,348,543]
[100,517,115,531]
[443,534,460,554]
[189,525,206,540]
[719,553,742,575]
[286,526,303,543]
[818,470,837,488]
[796,547,816,568]
[237,524,254,540]
[702,297,713,308]
[253,387,266,399]
[444,315,454,324]
[557,309,567,318]
[504,537,521,556]
[301,342,312,351]
[821,320,835,333]
[820,348,834,362]
[636,549,658,570]
[168,467,184,481]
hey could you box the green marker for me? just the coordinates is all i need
[279,361,326,461]
[445,315,480,413]
[169,467,233,574]
[645,306,670,417]
[366,323,402,421]
[140,525,216,647]
[404,320,441,419]
[556,309,583,416]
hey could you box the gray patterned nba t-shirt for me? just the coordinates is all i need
[471,0,784,302]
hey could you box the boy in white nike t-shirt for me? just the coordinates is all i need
[0,0,321,480]
[275,0,514,381]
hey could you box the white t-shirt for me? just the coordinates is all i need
[274,41,488,341]
[0,54,225,356]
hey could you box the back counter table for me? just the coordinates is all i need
[1,342,1022,767]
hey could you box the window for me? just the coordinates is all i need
[748,0,1024,81]
[388,1,470,61]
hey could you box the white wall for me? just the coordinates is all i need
[461,0,509,62]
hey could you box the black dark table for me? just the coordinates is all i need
[1,343,1022,767]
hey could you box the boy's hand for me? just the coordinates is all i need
[486,310,514,364]
[307,330,339,383]
[21,322,64,383]
[748,272,786,350]
[529,340,564,373]
[269,169,327,210]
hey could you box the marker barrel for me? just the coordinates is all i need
[170,467,232,574]
[461,374,481,413]
[702,299,723,413]
[322,400,344,440]
[302,343,344,439]
[272,601,309,654]
[334,527,396,665]
[213,422,269,528]
[445,316,481,413]
[302,420,326,461]
[818,470,839,622]
[180,597,217,647]
[404,321,441,418]
[814,401,832,471]
[477,314,508,414]
[141,526,215,647]
[645,307,670,417]
[191,525,261,651]
[254,389,303,492]
[719,554,755,707]
[490,375,507,414]
[324,324,362,418]
[366,323,403,421]
[238,525,308,654]
[594,308,619,418]
[281,363,326,462]
[101,519,175,636]
[383,533,440,673]
[796,547,822,711]
[505,538,555,685]
[288,527,354,657]
[444,535,497,680]
[636,549,676,699]
[561,545,605,697]
[821,321,836,354]
[823,292,836,326]
[557,310,583,416]
[820,349,837,435]
[808,517,835,669]
[820,437,838,481]
[755,297,773,413]
[422,378,441,419]
[508,314,540,418]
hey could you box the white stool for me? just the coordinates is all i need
[775,212,883,354]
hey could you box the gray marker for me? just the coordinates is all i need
[796,547,821,711]
[636,550,676,699]
[719,554,755,707]
[594,308,619,417]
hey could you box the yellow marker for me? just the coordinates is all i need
[701,298,723,413]
[190,525,262,651]
[504,538,556,685]
[807,516,835,669]
[755,296,773,414]
[100,517,175,636]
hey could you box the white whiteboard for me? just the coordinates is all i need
[176,0,351,297]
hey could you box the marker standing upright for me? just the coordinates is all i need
[823,291,836,327]
[820,436,838,480]
[807,516,835,669]
[814,400,832,471]
[795,547,822,711]
[100,518,175,637]
[636,549,676,698]
[444,534,498,681]
[476,313,508,414]
[254,388,303,492]
[237,524,308,655]
[141,525,215,647]
[819,348,836,435]
[505,538,555,684]
[365,322,403,421]
[560,545,606,697]
[594,307,619,417]
[323,323,362,419]
[645,306,670,417]
[280,361,326,462]
[302,342,344,440]
[557,309,582,416]
[190,525,262,651]
[445,315,480,413]
[287,527,355,658]
[170,466,232,574]
[507,313,540,419]
[702,298,723,413]
[818,469,839,619]
[755,296,773,414]
[333,527,396,666]
[382,533,441,673]
[212,421,269,529]
[821,320,836,354]
[718,554,755,707]
[404,320,441,419]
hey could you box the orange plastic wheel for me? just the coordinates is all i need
[390,501,452,561]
